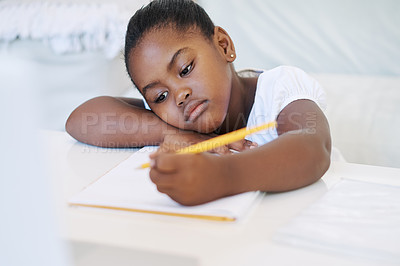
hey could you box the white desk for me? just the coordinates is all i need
[43,131,400,266]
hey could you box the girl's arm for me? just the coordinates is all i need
[225,99,331,194]
[149,99,331,206]
[65,96,177,147]
[66,96,255,152]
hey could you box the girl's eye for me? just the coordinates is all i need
[180,61,193,77]
[155,91,168,103]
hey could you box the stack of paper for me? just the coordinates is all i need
[69,147,260,221]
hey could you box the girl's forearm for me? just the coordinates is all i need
[66,96,178,147]
[223,130,331,194]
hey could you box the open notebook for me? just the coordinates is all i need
[69,147,260,222]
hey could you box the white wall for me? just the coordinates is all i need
[198,0,400,76]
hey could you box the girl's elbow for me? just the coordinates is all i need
[319,149,331,178]
[65,111,80,140]
[65,96,104,141]
[314,139,331,181]
[65,106,91,143]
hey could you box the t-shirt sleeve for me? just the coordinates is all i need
[271,66,327,120]
[245,66,327,145]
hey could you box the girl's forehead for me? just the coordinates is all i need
[132,30,185,63]
[131,27,211,61]
[140,25,208,47]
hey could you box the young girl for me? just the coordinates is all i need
[66,0,331,206]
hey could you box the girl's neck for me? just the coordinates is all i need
[216,65,259,134]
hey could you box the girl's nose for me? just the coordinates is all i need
[176,87,192,106]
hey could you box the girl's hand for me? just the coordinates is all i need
[149,151,230,206]
[160,131,257,155]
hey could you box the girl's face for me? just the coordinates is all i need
[128,26,234,133]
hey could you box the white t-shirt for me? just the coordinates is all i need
[245,66,327,145]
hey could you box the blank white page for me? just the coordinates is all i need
[69,147,260,221]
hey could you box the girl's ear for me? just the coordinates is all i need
[213,26,236,62]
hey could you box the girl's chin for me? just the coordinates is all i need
[194,120,224,134]
[177,112,225,133]
[184,124,216,134]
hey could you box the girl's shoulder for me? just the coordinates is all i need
[238,65,312,85]
[249,65,326,114]
[253,65,320,92]
[237,68,264,78]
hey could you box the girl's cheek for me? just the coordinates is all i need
[160,112,181,128]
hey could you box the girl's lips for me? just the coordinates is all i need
[184,100,209,122]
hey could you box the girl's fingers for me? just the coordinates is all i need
[149,167,174,186]
[155,184,172,194]
[210,145,233,155]
[150,152,179,173]
[228,139,258,152]
[151,139,255,165]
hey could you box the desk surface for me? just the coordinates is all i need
[44,131,400,266]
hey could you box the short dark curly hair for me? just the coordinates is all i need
[124,0,215,85]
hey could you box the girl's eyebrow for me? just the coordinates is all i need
[142,81,161,96]
[168,47,189,71]
[142,47,190,96]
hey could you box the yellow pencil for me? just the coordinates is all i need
[139,121,277,169]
